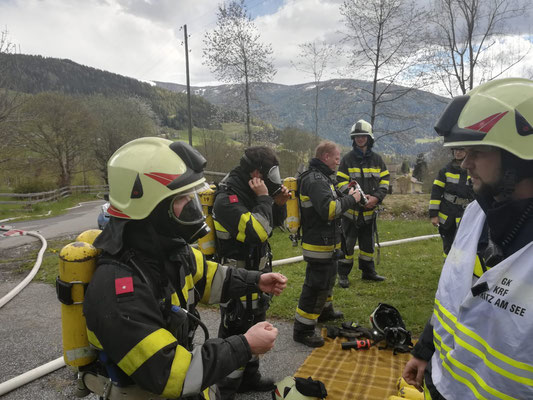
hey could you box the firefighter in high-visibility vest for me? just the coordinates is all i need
[82,137,287,400]
[403,78,533,399]
[212,146,290,400]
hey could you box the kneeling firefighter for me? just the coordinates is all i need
[81,137,287,399]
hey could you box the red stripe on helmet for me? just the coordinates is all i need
[465,111,508,133]
[107,205,131,218]
[144,172,182,186]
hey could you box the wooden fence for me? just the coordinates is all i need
[0,171,228,206]
[0,185,109,205]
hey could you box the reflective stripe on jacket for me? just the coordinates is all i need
[336,148,389,223]
[213,167,277,269]
[429,161,474,226]
[84,244,256,399]
[431,201,533,399]
[299,158,357,261]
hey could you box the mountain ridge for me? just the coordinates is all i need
[155,79,449,156]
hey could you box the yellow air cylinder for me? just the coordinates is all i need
[198,187,216,256]
[283,177,300,234]
[76,229,102,245]
[57,241,99,367]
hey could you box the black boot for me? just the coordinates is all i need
[338,275,350,288]
[360,261,385,281]
[237,373,275,393]
[293,331,325,347]
[361,272,386,281]
[293,321,324,347]
[318,304,344,322]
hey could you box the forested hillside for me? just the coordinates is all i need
[0,53,230,130]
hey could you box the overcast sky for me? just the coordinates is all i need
[1,0,532,90]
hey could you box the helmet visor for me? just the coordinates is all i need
[169,183,209,225]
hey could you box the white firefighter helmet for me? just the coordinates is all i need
[350,119,374,139]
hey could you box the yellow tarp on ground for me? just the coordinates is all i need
[294,332,412,400]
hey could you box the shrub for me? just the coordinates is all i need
[13,180,56,194]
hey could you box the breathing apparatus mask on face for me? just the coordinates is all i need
[241,154,282,197]
[147,183,210,243]
[168,184,211,243]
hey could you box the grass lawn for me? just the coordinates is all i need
[268,219,442,336]
[10,194,442,337]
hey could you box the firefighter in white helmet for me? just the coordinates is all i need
[83,137,287,400]
[336,119,390,287]
[403,78,533,399]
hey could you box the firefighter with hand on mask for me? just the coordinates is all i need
[429,147,474,255]
[403,78,533,399]
[212,146,290,400]
[82,137,287,400]
[336,120,390,287]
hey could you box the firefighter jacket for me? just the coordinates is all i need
[336,147,389,224]
[213,166,285,271]
[299,157,358,261]
[84,220,262,399]
[412,195,533,399]
[429,161,474,228]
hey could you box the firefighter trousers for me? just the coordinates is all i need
[294,259,337,332]
[217,307,266,400]
[338,218,376,277]
[438,223,458,256]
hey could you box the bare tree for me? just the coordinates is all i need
[428,0,529,96]
[15,93,96,187]
[340,0,430,135]
[0,28,23,162]
[292,41,336,144]
[85,95,159,183]
[203,0,276,146]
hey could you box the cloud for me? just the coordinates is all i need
[1,0,531,89]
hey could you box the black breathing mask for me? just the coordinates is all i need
[263,164,282,196]
[148,186,210,244]
[241,154,282,197]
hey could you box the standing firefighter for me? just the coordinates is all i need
[402,78,533,399]
[212,146,290,400]
[336,120,390,287]
[83,137,287,400]
[293,141,361,348]
[429,148,474,255]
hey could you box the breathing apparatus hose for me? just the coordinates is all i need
[182,307,210,341]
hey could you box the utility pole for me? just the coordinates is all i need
[183,24,193,146]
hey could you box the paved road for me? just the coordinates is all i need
[0,200,106,251]
[0,204,313,399]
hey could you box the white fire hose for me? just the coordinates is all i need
[272,233,439,266]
